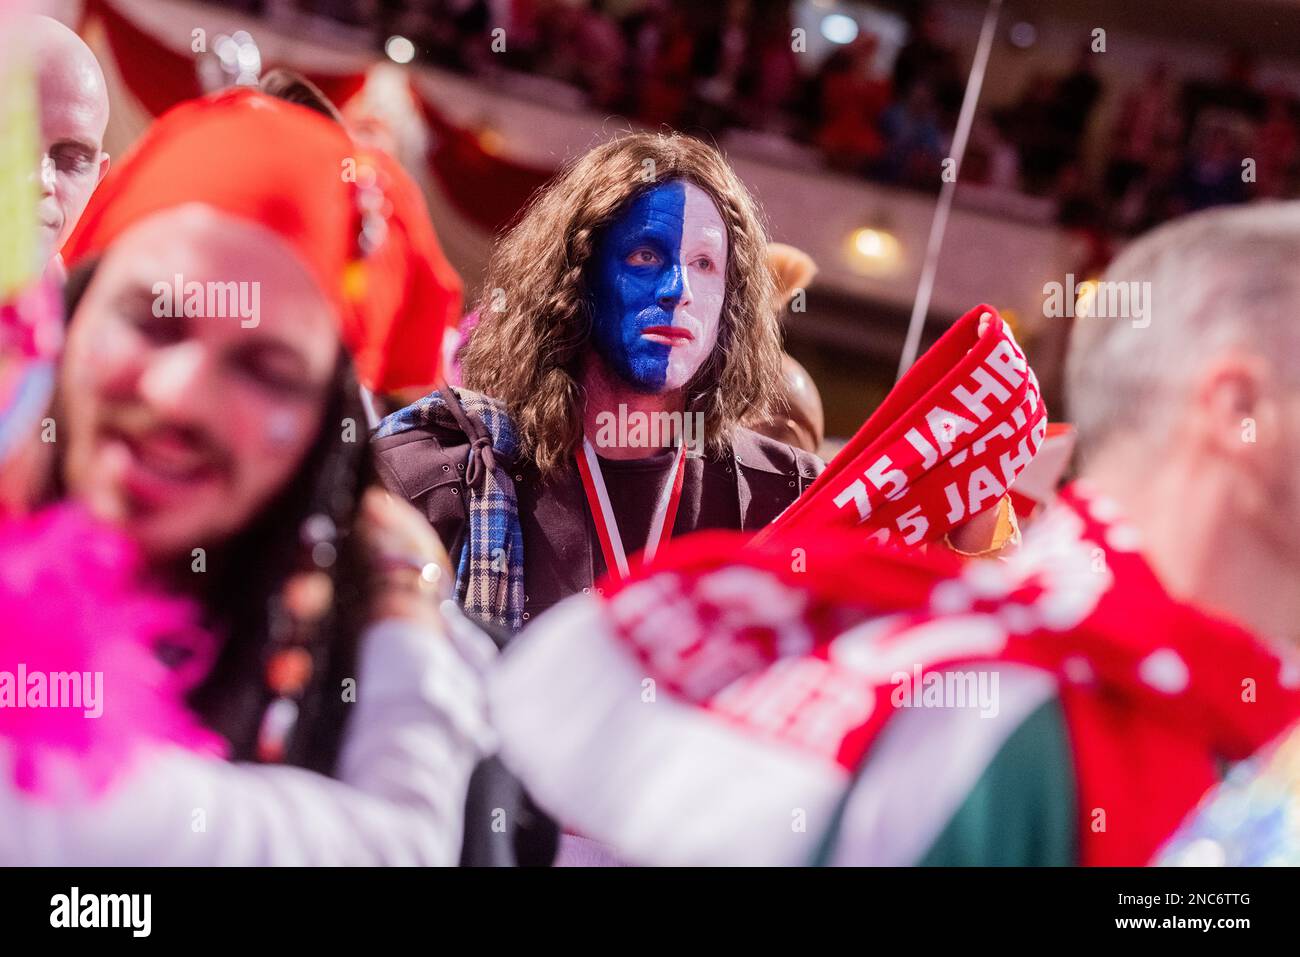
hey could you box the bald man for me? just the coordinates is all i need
[32,16,110,268]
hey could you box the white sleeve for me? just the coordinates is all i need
[0,616,497,866]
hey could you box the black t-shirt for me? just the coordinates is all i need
[593,447,680,563]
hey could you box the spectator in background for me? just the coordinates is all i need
[1173,122,1249,213]
[569,0,628,111]
[1052,42,1103,147]
[892,4,962,124]
[1056,163,1100,231]
[1046,42,1102,183]
[635,3,695,126]
[32,16,111,273]
[964,114,1019,189]
[1253,90,1300,199]
[998,71,1065,193]
[1121,139,1184,234]
[745,243,825,456]
[750,353,824,455]
[689,0,749,123]
[420,0,492,74]
[878,80,947,188]
[624,0,670,112]
[1220,48,1262,113]
[1181,49,1265,143]
[812,34,890,173]
[734,0,801,132]
[498,0,544,73]
[1105,61,1182,202]
[1002,46,1099,195]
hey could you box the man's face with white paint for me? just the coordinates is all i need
[587,180,728,393]
[34,18,110,261]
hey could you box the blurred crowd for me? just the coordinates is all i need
[372,0,967,191]
[5,4,1300,874]
[283,0,1300,240]
[1038,48,1300,237]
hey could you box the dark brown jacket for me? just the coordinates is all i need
[372,423,824,625]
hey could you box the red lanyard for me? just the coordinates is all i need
[576,438,686,580]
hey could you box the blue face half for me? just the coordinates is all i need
[588,181,689,393]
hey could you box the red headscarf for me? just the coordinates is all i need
[62,87,459,393]
[353,148,463,394]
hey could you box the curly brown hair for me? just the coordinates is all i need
[460,131,783,475]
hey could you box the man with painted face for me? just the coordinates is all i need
[375,133,1010,633]
[586,180,726,395]
[374,133,822,633]
[375,131,1018,865]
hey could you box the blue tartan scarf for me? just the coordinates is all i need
[375,388,525,631]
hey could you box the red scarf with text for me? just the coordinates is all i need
[764,304,1047,546]
[600,485,1300,864]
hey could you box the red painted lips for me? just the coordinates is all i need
[641,325,695,345]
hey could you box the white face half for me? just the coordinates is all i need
[588,180,728,393]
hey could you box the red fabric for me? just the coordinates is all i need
[76,2,477,390]
[1061,684,1223,866]
[84,0,202,116]
[63,89,361,339]
[600,486,1300,864]
[766,305,1047,546]
[83,0,365,118]
[413,83,554,236]
[351,150,462,392]
[301,70,367,111]
[62,88,450,391]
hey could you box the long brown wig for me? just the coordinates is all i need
[460,132,783,475]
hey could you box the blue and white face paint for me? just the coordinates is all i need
[588,180,728,393]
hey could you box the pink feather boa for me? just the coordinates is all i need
[0,506,227,801]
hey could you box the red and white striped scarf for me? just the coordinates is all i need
[491,486,1300,864]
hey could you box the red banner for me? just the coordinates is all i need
[766,304,1048,546]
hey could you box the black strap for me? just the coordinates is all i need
[438,387,498,492]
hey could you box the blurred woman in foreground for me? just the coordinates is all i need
[0,89,490,864]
